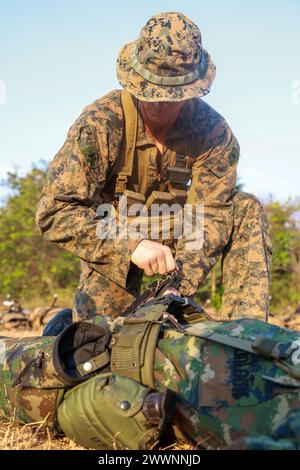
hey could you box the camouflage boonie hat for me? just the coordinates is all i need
[116,12,216,102]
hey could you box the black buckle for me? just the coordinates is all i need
[142,390,176,430]
[167,166,191,186]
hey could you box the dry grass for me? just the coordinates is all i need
[0,417,191,451]
[0,418,84,450]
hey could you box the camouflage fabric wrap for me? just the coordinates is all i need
[0,335,63,429]
[225,411,300,450]
[57,303,300,450]
[116,12,216,102]
[1,296,300,449]
[153,317,300,449]
[0,321,112,430]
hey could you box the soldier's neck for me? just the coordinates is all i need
[142,115,178,152]
[144,125,170,154]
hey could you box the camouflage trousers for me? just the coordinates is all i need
[73,191,272,321]
[221,191,272,320]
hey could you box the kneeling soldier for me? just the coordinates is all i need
[36,12,272,322]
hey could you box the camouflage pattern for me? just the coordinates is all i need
[0,335,64,429]
[37,12,270,319]
[225,411,300,449]
[153,317,300,449]
[1,300,300,449]
[220,192,273,319]
[73,262,142,321]
[178,191,273,320]
[116,12,216,102]
[36,20,271,322]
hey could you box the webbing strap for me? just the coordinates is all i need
[130,49,201,86]
[140,324,161,388]
[110,306,166,387]
[114,91,138,195]
[184,325,255,354]
[208,333,254,353]
[110,322,149,382]
[116,91,191,195]
[252,336,278,359]
[77,350,111,377]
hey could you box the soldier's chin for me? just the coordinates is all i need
[148,112,171,124]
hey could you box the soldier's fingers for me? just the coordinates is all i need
[143,262,155,277]
[149,258,159,274]
[163,247,176,272]
[156,252,168,275]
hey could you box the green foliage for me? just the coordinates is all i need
[265,199,300,313]
[193,198,300,314]
[194,260,224,311]
[0,165,80,299]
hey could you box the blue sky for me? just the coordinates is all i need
[0,0,299,203]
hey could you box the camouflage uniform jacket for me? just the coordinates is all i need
[36,90,240,296]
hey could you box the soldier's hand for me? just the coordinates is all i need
[131,240,177,276]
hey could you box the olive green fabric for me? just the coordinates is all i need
[110,303,166,388]
[57,373,160,450]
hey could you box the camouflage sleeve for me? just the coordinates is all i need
[36,112,142,288]
[175,125,240,296]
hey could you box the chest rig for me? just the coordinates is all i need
[105,91,192,245]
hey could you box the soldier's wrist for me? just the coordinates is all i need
[127,233,146,254]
